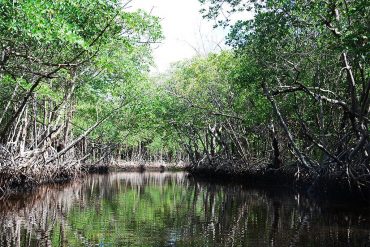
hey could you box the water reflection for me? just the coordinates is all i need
[1,172,370,246]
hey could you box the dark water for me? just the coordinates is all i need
[1,172,370,246]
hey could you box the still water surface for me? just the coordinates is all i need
[0,172,370,246]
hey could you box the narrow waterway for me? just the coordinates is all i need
[0,172,370,246]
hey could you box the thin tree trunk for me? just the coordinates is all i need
[263,82,312,170]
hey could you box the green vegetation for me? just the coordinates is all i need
[0,0,369,196]
[152,0,369,195]
[0,0,162,190]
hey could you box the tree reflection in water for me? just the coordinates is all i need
[0,172,370,246]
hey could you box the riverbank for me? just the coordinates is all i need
[0,160,188,196]
[1,156,368,204]
[109,160,188,172]
[187,158,370,204]
[0,163,84,196]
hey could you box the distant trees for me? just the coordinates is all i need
[151,52,272,171]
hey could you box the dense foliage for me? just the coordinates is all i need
[140,0,369,194]
[0,0,162,189]
[0,0,368,195]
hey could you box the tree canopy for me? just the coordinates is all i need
[0,0,368,196]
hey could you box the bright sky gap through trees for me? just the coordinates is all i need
[131,0,252,72]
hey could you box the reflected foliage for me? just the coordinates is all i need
[1,172,370,246]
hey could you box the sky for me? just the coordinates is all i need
[130,0,230,73]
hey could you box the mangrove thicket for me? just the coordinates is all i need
[0,0,369,198]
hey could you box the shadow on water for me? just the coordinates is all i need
[0,172,370,246]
